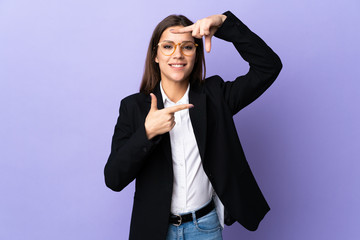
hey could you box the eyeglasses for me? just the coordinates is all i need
[157,41,198,56]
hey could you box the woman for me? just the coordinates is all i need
[104,10,282,240]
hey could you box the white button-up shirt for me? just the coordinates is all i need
[160,82,213,215]
[160,81,225,228]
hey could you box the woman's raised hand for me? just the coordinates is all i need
[145,93,194,140]
[170,14,227,53]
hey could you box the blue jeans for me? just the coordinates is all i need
[166,209,223,240]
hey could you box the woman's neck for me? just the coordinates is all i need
[161,79,189,103]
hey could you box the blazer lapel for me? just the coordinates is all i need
[189,82,207,161]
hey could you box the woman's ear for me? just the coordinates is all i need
[155,56,159,63]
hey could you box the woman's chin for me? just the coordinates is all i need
[164,76,189,83]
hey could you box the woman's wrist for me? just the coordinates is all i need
[145,125,156,140]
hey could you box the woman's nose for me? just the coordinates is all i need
[172,45,184,58]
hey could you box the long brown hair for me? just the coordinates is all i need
[139,14,206,94]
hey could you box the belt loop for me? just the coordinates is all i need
[191,211,197,224]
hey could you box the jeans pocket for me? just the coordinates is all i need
[195,209,221,233]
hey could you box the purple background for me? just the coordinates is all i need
[1,0,359,239]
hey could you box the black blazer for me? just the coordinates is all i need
[104,11,282,240]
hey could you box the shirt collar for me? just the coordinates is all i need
[159,81,190,105]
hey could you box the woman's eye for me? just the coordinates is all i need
[182,44,194,51]
[163,44,173,49]
[183,46,193,50]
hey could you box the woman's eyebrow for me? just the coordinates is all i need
[162,40,193,43]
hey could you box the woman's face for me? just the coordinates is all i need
[155,25,196,84]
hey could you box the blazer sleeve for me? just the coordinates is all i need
[213,11,282,115]
[104,96,161,192]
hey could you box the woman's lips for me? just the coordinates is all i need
[169,64,186,69]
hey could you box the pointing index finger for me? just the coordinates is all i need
[170,25,194,34]
[165,104,194,113]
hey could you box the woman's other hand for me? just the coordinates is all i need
[145,93,194,140]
